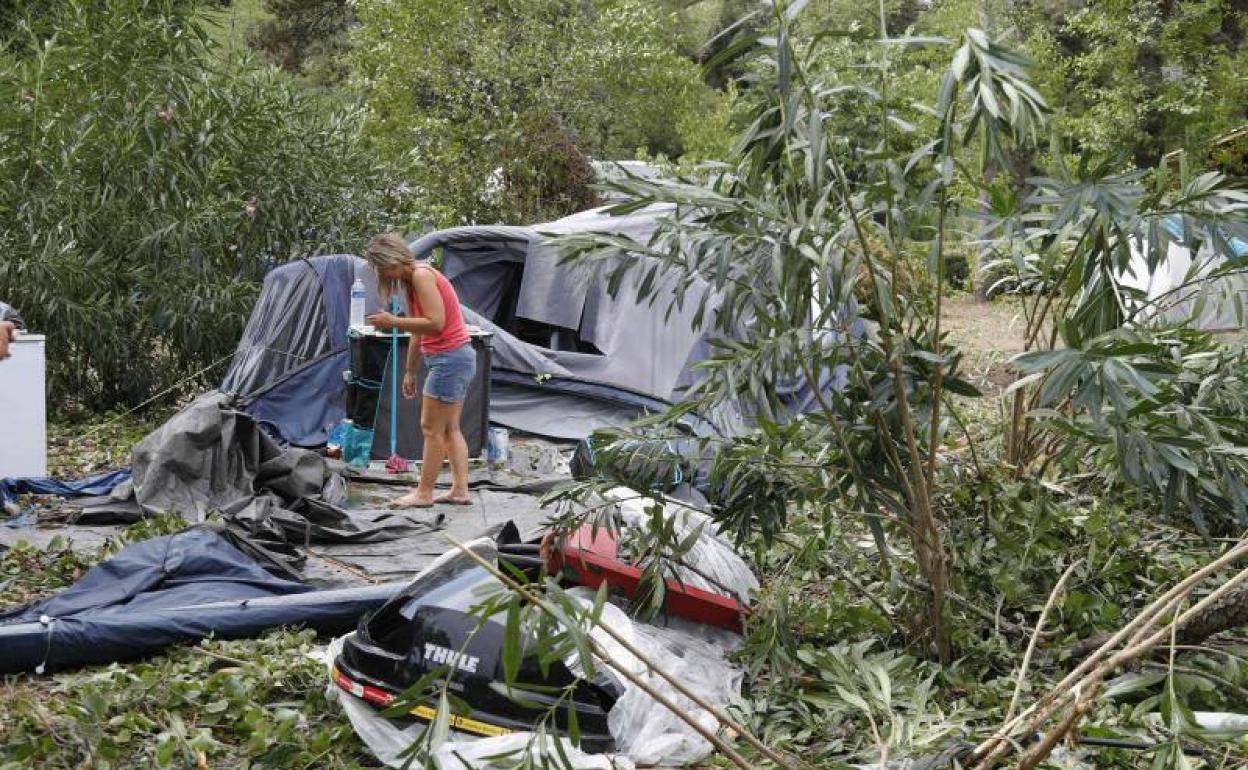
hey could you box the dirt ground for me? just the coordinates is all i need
[941,294,1029,395]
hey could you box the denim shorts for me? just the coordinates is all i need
[423,344,477,403]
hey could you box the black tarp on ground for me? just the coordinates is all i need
[81,392,434,550]
[0,526,401,674]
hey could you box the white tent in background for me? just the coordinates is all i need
[1122,218,1248,331]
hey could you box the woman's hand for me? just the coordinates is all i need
[402,371,418,400]
[367,311,399,331]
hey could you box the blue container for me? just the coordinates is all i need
[341,421,375,469]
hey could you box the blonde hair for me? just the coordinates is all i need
[364,232,415,271]
[365,233,415,305]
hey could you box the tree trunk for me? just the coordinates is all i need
[1063,583,1248,660]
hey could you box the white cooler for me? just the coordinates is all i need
[0,334,48,478]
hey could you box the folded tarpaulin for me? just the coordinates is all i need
[79,391,431,546]
[0,468,132,507]
[0,525,402,674]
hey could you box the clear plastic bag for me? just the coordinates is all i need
[562,587,744,767]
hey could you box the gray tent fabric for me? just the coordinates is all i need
[410,204,734,438]
[520,205,668,330]
[130,392,427,545]
[489,382,647,440]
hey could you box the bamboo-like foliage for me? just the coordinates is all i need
[986,159,1248,533]
[556,2,1047,658]
[0,0,393,409]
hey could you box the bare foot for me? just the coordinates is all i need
[434,492,473,506]
[390,491,434,508]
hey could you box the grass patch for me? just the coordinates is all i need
[0,630,376,769]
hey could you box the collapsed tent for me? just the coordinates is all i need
[408,206,720,439]
[410,204,847,440]
[0,526,402,674]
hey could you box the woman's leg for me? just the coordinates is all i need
[435,399,471,503]
[393,396,452,506]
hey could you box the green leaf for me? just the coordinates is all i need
[503,601,522,686]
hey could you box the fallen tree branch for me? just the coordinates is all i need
[901,577,1039,639]
[1062,574,1248,660]
[1005,561,1079,725]
[971,540,1248,770]
[1016,697,1090,770]
[448,536,805,770]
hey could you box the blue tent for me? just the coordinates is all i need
[220,255,373,447]
[0,527,400,673]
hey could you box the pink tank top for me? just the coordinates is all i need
[407,263,470,354]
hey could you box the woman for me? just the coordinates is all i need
[364,233,476,508]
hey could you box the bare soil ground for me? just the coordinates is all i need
[941,294,1029,396]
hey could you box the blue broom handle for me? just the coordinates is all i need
[391,285,400,458]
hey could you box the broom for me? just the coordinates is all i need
[384,285,411,474]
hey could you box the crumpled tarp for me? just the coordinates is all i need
[0,526,403,674]
[0,468,132,508]
[86,391,431,548]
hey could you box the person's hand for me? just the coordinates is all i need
[0,321,14,361]
[401,371,418,399]
[367,311,399,331]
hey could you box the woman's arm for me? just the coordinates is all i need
[404,330,421,372]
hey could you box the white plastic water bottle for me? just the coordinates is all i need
[350,279,366,329]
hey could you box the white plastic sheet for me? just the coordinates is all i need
[564,587,744,766]
[605,487,759,605]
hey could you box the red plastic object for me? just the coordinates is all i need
[542,523,746,632]
[332,665,395,708]
[384,454,410,474]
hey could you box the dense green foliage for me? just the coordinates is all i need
[5,1,1248,768]
[250,0,351,86]
[1020,0,1248,169]
[350,0,729,226]
[0,624,371,769]
[8,0,1243,411]
[0,0,393,409]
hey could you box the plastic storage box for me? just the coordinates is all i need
[0,334,47,478]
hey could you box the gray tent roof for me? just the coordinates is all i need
[410,225,536,257]
[405,204,724,438]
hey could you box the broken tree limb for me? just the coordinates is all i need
[1062,572,1248,661]
[971,540,1248,770]
[1176,582,1248,645]
[901,577,1038,639]
[1016,696,1091,770]
[1004,561,1080,725]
